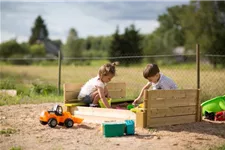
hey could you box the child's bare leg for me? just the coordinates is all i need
[92,94,100,104]
[91,91,100,104]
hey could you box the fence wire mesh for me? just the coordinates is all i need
[0,54,224,102]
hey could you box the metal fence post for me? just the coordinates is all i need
[196,44,201,121]
[58,50,62,95]
[196,44,200,89]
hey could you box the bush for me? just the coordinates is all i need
[29,44,46,57]
[0,40,28,58]
[8,54,31,65]
[30,83,57,95]
[82,49,108,58]
[0,79,16,89]
[0,95,21,106]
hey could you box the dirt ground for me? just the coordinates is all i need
[0,103,225,150]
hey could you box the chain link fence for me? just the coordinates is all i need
[0,54,224,102]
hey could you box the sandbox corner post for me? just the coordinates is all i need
[136,90,148,128]
[196,89,202,122]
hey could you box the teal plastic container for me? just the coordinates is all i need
[201,95,225,115]
[125,120,135,135]
[102,122,125,137]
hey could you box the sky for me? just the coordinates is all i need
[0,0,189,43]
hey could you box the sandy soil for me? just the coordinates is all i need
[0,103,225,150]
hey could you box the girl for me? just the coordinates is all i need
[78,62,119,108]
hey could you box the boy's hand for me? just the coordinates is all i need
[132,97,141,105]
[132,99,138,105]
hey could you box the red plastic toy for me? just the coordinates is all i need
[215,111,225,121]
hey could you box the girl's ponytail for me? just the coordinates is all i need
[111,61,119,66]
[99,62,119,78]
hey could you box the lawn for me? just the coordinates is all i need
[0,63,224,104]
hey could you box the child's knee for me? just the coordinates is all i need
[92,94,100,104]
[94,94,100,101]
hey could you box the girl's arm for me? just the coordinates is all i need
[104,87,110,98]
[132,82,151,105]
[97,87,111,108]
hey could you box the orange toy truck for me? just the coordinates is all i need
[40,104,83,128]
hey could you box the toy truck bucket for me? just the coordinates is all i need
[73,116,84,124]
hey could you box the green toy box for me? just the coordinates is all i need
[102,122,125,137]
[201,95,225,115]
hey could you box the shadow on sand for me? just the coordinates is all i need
[154,119,225,138]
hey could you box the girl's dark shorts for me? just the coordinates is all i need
[81,95,92,104]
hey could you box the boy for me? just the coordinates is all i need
[132,64,177,105]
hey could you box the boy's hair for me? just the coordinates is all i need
[143,64,160,79]
[99,62,119,78]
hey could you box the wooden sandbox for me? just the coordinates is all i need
[136,89,201,128]
[64,83,201,127]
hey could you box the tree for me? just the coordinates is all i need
[67,28,78,41]
[109,26,122,63]
[90,36,102,50]
[109,25,143,65]
[140,5,187,64]
[181,1,225,68]
[142,32,165,62]
[121,24,143,65]
[84,36,92,50]
[150,5,186,55]
[63,28,82,63]
[29,15,48,45]
[100,36,112,51]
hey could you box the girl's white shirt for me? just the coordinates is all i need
[78,76,106,100]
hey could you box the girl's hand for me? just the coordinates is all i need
[105,93,109,98]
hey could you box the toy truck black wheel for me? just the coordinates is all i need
[64,119,74,128]
[48,118,57,128]
[40,121,47,125]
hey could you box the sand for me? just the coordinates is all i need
[0,103,225,150]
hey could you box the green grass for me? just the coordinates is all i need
[217,144,225,150]
[0,79,16,89]
[0,128,17,136]
[148,127,157,132]
[0,94,63,106]
[0,63,224,105]
[209,144,225,150]
[10,147,22,150]
[0,70,63,105]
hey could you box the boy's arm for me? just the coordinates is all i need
[97,87,111,108]
[133,82,151,105]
